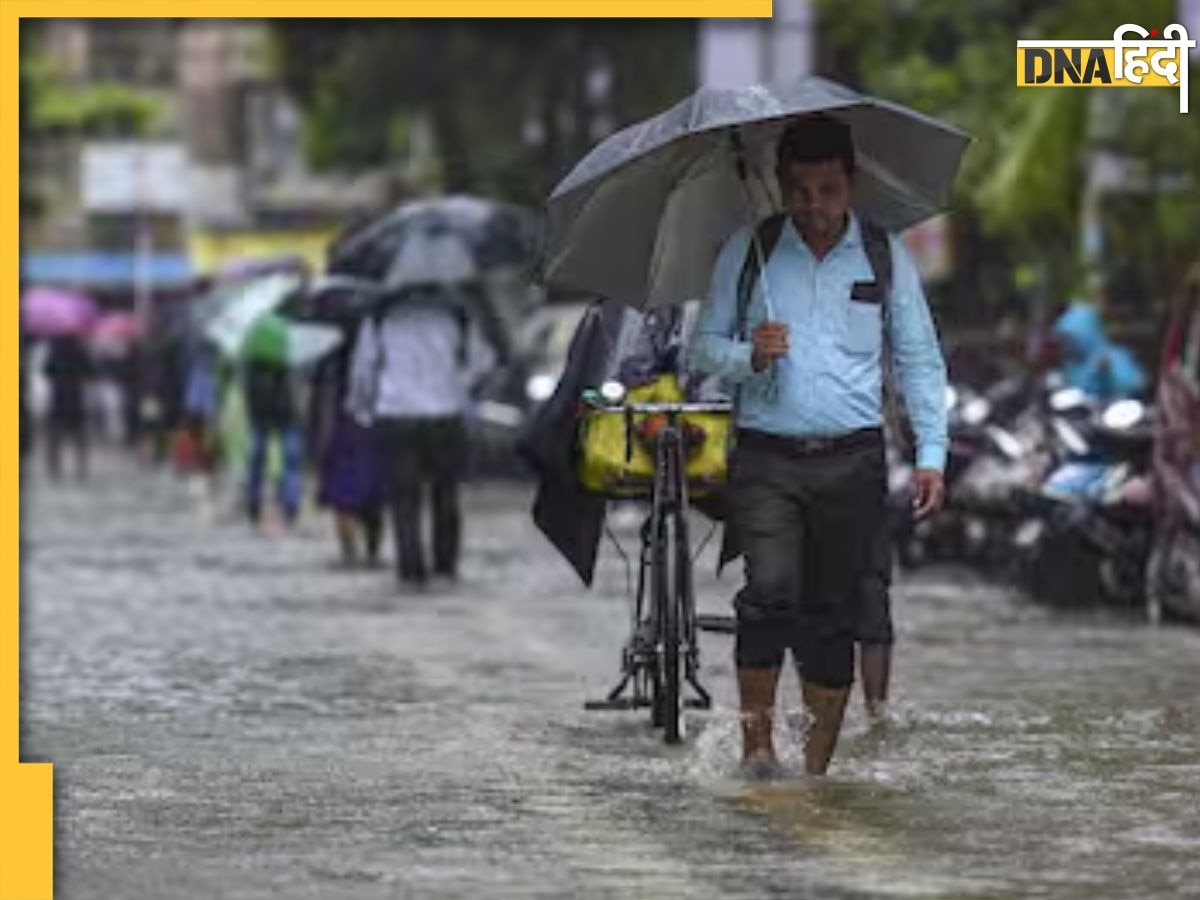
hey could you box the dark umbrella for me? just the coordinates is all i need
[328,195,539,285]
[543,76,970,311]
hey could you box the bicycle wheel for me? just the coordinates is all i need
[648,510,668,730]
[660,507,684,745]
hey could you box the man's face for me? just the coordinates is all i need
[778,159,853,241]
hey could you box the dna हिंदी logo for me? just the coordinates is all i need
[1017,23,1196,113]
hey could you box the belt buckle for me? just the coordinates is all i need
[798,437,827,454]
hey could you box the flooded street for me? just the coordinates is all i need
[21,454,1200,899]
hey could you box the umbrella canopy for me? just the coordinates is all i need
[214,253,307,283]
[296,273,383,323]
[91,311,142,343]
[383,228,479,291]
[328,195,538,288]
[239,312,343,368]
[543,76,970,311]
[88,311,143,358]
[204,272,303,358]
[282,321,343,367]
[21,286,98,337]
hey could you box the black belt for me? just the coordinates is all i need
[736,426,883,458]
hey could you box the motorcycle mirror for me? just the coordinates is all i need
[963,398,992,426]
[986,425,1024,461]
[1052,417,1090,457]
[1100,399,1145,431]
[1050,387,1088,413]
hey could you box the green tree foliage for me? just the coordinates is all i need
[271,21,696,205]
[816,0,1194,319]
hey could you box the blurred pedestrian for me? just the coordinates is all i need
[241,324,304,530]
[42,334,94,481]
[20,333,34,458]
[1051,301,1147,402]
[310,322,386,568]
[347,288,497,587]
[181,339,222,479]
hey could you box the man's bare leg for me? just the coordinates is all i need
[859,643,892,720]
[801,681,850,775]
[738,666,781,769]
[334,513,360,566]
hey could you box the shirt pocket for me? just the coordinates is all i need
[839,295,883,356]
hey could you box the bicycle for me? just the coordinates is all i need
[581,391,732,744]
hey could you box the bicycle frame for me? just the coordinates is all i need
[584,400,729,742]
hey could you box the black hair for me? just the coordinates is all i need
[775,114,855,177]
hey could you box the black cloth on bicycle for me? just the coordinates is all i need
[728,427,887,688]
[518,298,724,585]
[518,298,628,586]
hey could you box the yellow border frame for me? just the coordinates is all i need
[4,5,770,898]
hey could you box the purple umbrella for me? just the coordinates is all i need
[21,286,98,337]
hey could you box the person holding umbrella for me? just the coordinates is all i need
[240,313,306,530]
[21,286,98,479]
[308,318,386,569]
[543,78,966,775]
[692,115,948,775]
[345,231,499,588]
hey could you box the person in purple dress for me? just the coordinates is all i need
[309,322,386,567]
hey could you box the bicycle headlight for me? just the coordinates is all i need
[599,380,627,404]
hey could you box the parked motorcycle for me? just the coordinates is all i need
[1011,391,1156,610]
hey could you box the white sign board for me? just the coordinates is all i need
[81,142,190,213]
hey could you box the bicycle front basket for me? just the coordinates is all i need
[576,374,731,497]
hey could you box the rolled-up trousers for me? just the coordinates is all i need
[728,428,887,689]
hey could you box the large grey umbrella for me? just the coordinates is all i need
[328,194,538,284]
[382,228,479,291]
[543,76,970,311]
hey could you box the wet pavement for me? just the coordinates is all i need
[21,452,1200,899]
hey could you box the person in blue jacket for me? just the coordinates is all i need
[1052,301,1148,402]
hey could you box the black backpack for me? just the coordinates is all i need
[243,361,297,429]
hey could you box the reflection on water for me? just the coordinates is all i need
[20,454,1200,899]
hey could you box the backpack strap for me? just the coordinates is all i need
[860,218,908,455]
[734,213,787,340]
[725,214,786,454]
[860,219,892,299]
[729,214,907,453]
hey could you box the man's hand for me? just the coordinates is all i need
[912,469,945,520]
[751,321,790,372]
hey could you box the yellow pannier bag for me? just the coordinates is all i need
[576,374,731,497]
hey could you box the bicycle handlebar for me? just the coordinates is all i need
[583,401,733,415]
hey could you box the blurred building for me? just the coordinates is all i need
[23,19,395,295]
[698,0,814,88]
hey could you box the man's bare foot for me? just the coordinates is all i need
[740,749,783,780]
[865,700,893,730]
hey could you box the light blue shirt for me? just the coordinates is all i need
[687,212,949,472]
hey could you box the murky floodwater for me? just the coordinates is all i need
[21,452,1200,899]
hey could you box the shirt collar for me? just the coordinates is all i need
[781,210,861,256]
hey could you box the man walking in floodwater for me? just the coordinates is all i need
[689,115,949,775]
